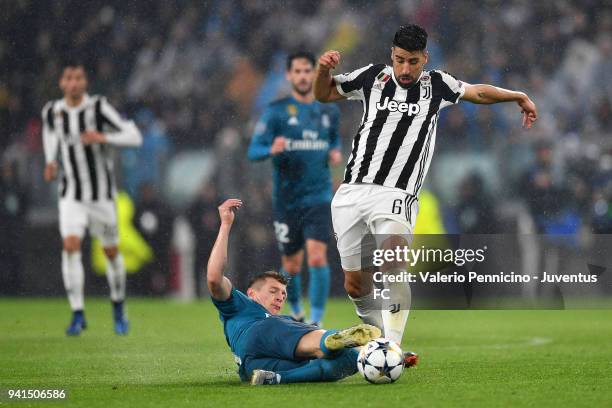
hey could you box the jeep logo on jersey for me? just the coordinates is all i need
[376,97,420,115]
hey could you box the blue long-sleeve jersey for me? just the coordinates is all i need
[248,96,341,212]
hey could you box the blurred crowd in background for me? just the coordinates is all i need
[1,0,611,296]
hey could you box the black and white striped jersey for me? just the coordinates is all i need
[334,64,464,196]
[42,94,142,202]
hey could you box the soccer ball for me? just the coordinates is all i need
[357,338,404,384]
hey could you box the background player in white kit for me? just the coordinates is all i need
[314,25,537,348]
[42,60,142,336]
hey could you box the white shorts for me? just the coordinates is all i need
[59,199,119,247]
[331,183,418,271]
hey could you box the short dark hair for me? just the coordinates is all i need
[59,56,89,77]
[286,51,315,71]
[393,24,428,51]
[247,271,288,289]
[61,57,86,75]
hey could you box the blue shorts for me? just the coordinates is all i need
[273,203,332,256]
[238,316,319,381]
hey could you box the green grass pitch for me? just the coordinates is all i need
[1,298,611,407]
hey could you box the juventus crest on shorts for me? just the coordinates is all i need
[334,65,465,196]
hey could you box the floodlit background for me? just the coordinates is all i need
[1,0,611,302]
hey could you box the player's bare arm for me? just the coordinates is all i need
[81,131,107,145]
[81,122,142,146]
[207,198,243,301]
[462,83,538,129]
[42,103,60,182]
[314,50,345,102]
[80,98,142,147]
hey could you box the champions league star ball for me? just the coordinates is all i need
[357,338,404,384]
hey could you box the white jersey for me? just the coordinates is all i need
[334,65,464,196]
[42,94,142,202]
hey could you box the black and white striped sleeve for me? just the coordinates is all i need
[436,70,466,109]
[98,97,143,147]
[41,102,59,164]
[333,64,373,101]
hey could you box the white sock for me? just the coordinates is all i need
[62,250,85,311]
[381,274,412,345]
[349,292,383,330]
[370,218,414,345]
[105,254,126,302]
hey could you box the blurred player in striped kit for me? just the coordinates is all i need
[248,52,343,326]
[42,60,142,336]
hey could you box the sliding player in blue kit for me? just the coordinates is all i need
[248,52,342,326]
[207,199,381,385]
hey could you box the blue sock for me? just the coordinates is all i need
[281,268,303,317]
[308,265,330,323]
[276,349,358,383]
[319,329,338,357]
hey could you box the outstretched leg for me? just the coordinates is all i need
[250,349,359,385]
[243,312,380,385]
[278,349,359,383]
[294,324,381,359]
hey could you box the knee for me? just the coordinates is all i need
[63,237,81,253]
[307,253,327,268]
[306,241,327,268]
[379,236,410,270]
[283,257,302,275]
[103,246,119,259]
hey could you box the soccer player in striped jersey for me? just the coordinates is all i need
[42,60,142,336]
[314,25,537,348]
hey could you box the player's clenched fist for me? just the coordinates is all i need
[218,199,242,226]
[44,162,58,182]
[270,136,286,156]
[518,97,538,129]
[318,50,341,71]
